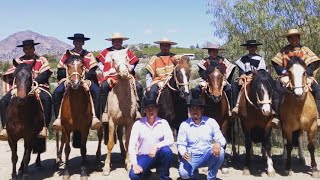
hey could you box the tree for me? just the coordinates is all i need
[190,45,196,49]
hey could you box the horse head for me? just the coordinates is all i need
[251,69,274,116]
[171,55,191,99]
[13,59,34,100]
[106,48,130,79]
[286,56,308,97]
[204,62,226,103]
[64,50,86,89]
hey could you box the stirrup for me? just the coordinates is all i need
[0,129,8,141]
[91,117,102,130]
[37,127,49,138]
[52,118,62,131]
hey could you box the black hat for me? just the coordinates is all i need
[240,40,262,46]
[143,99,158,108]
[67,33,90,41]
[16,40,40,47]
[187,99,206,107]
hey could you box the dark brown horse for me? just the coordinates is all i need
[57,51,98,180]
[237,69,275,176]
[157,55,191,133]
[6,59,46,180]
[200,63,235,174]
[281,56,320,177]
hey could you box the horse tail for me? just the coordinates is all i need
[32,137,46,154]
[72,131,82,148]
[292,130,300,147]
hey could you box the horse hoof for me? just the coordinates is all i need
[312,170,320,178]
[267,170,276,177]
[222,168,229,174]
[102,169,110,176]
[284,170,292,176]
[22,174,29,180]
[243,169,250,176]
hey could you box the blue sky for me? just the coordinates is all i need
[0,0,221,51]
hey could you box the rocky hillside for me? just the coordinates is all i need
[0,30,72,61]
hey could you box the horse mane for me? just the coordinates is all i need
[250,69,275,105]
[177,55,190,69]
[286,56,306,70]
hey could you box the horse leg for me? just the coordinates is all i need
[298,131,305,165]
[102,119,115,176]
[124,122,133,171]
[117,125,126,157]
[63,133,71,180]
[55,131,64,169]
[243,132,252,175]
[80,131,89,180]
[307,130,320,178]
[36,153,42,168]
[21,142,32,180]
[263,127,275,177]
[96,126,103,165]
[9,139,18,180]
[283,131,293,176]
[282,137,287,161]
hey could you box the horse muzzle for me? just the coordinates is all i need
[261,104,272,116]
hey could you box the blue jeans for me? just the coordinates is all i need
[129,146,172,180]
[179,147,225,180]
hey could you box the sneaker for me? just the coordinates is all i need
[271,117,280,129]
[52,118,62,131]
[91,117,102,130]
[37,127,49,138]
[231,106,239,118]
[0,129,8,141]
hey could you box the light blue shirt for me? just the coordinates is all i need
[177,116,226,156]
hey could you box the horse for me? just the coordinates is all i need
[280,56,320,177]
[200,63,236,174]
[236,69,276,176]
[157,55,191,134]
[101,48,139,176]
[57,51,100,180]
[6,59,46,180]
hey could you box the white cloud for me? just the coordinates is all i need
[144,28,153,35]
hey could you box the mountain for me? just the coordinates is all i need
[0,30,72,61]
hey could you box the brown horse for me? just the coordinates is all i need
[237,69,276,176]
[200,63,235,174]
[281,56,320,177]
[57,51,98,180]
[101,48,139,176]
[6,59,46,180]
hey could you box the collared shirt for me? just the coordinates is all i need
[128,116,174,164]
[177,116,226,156]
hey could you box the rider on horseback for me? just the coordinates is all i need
[0,40,52,140]
[52,33,101,131]
[191,43,235,108]
[271,28,320,128]
[96,33,143,121]
[145,38,181,101]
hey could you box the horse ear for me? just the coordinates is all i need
[13,58,19,67]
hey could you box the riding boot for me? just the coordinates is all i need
[101,93,109,123]
[88,91,102,130]
[231,94,241,118]
[52,92,64,131]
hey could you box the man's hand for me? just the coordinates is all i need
[149,146,158,158]
[132,164,143,174]
[211,143,221,157]
[183,152,191,161]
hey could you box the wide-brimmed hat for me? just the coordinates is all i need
[105,33,129,41]
[153,38,177,45]
[202,42,225,50]
[16,40,40,47]
[282,28,305,37]
[240,40,262,46]
[187,99,206,107]
[143,99,158,108]
[67,33,90,41]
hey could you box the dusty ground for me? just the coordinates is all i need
[0,140,319,180]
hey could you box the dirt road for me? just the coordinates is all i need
[0,140,318,179]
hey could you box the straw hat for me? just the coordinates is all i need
[282,29,305,37]
[153,38,177,45]
[105,33,129,41]
[202,42,225,50]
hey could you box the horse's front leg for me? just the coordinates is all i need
[9,139,18,180]
[21,141,32,180]
[117,125,126,157]
[307,129,320,178]
[63,132,71,180]
[297,131,306,165]
[220,119,229,174]
[243,132,252,175]
[283,130,293,176]
[263,127,275,177]
[124,122,133,171]
[80,130,89,180]
[35,153,42,168]
[102,119,115,176]
[96,126,103,165]
[55,131,64,169]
